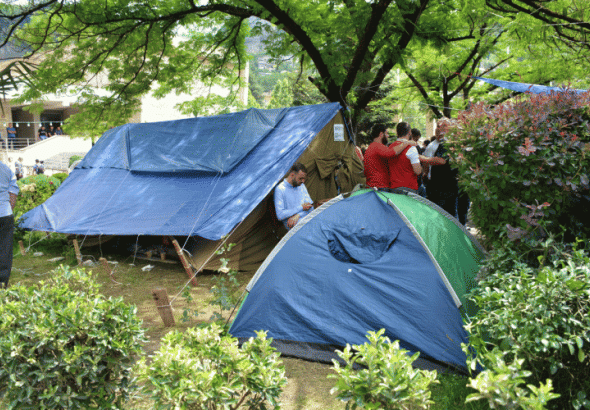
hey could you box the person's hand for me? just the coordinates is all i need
[302,202,312,211]
[407,140,418,146]
[287,214,300,228]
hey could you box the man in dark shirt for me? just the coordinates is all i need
[6,123,16,149]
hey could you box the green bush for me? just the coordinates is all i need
[52,172,69,183]
[0,265,146,409]
[444,92,590,247]
[464,347,559,409]
[465,244,590,409]
[15,174,61,221]
[139,323,286,409]
[329,329,438,409]
[69,155,82,167]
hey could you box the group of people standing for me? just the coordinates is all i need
[364,121,469,225]
[38,124,64,140]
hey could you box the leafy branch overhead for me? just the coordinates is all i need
[0,0,447,129]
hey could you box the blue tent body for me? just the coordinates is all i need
[19,103,343,240]
[475,77,587,95]
[230,189,485,372]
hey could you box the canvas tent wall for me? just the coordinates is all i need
[19,103,365,273]
[229,189,486,372]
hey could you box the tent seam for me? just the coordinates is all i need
[383,194,463,309]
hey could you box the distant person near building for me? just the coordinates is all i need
[55,126,64,135]
[38,126,48,140]
[6,123,16,149]
[1,161,19,288]
[38,161,45,174]
[274,162,314,230]
[15,158,24,180]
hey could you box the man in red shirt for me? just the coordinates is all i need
[389,122,445,193]
[363,123,416,188]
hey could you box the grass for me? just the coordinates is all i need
[6,234,486,409]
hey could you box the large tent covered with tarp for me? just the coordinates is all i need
[229,188,486,372]
[19,103,365,273]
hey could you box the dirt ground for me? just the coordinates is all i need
[10,245,346,409]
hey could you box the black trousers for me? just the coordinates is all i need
[0,214,14,287]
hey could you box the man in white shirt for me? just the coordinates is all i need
[1,162,19,288]
[274,163,314,230]
[389,122,446,193]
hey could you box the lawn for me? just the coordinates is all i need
[7,237,485,409]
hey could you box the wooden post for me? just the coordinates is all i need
[99,257,111,275]
[146,251,152,259]
[160,252,166,261]
[171,238,198,287]
[152,288,175,327]
[18,240,26,256]
[72,239,83,266]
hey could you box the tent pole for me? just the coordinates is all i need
[171,237,198,287]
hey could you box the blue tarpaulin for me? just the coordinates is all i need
[475,77,587,94]
[19,103,343,240]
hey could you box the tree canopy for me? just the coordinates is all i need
[1,0,589,134]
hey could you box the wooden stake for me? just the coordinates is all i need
[171,238,198,287]
[146,251,152,259]
[152,288,175,327]
[18,240,26,256]
[72,239,82,266]
[99,257,111,275]
[160,252,166,261]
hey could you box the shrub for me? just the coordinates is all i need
[0,265,146,409]
[329,329,439,409]
[465,244,590,409]
[52,172,68,183]
[139,323,286,409]
[444,91,590,246]
[15,174,61,221]
[69,155,82,167]
[464,347,559,409]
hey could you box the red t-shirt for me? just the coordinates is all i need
[388,142,418,191]
[363,142,398,188]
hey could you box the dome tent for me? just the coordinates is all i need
[229,188,485,372]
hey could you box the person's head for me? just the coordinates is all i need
[396,121,411,139]
[371,123,389,145]
[410,128,421,142]
[35,159,39,163]
[287,163,307,187]
[18,157,23,162]
[435,118,451,141]
[7,123,12,127]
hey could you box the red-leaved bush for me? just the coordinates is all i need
[443,90,590,245]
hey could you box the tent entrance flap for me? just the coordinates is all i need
[327,227,401,264]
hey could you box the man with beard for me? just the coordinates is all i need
[363,123,416,189]
[274,162,314,230]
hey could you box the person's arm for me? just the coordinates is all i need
[390,139,418,156]
[8,172,19,210]
[9,193,17,210]
[406,146,422,175]
[419,155,446,165]
[300,184,313,209]
[274,185,303,222]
